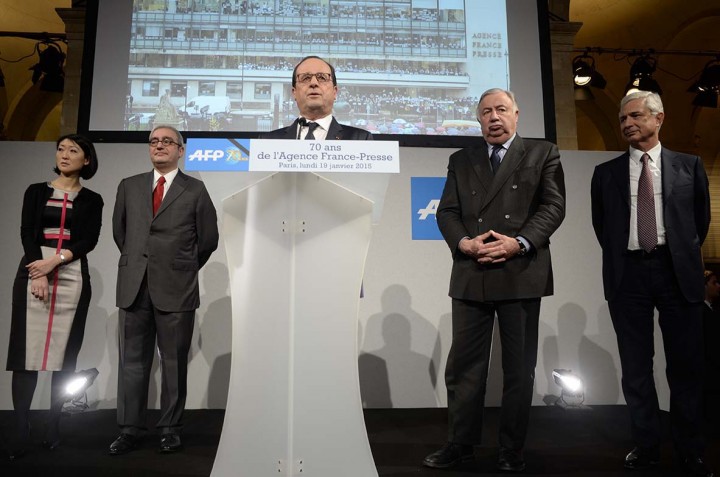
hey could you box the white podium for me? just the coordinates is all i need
[204,170,389,477]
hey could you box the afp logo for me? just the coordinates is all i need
[185,138,250,171]
[411,177,445,240]
[187,149,224,162]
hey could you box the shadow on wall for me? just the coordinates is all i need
[74,267,113,409]
[198,261,232,409]
[359,284,442,408]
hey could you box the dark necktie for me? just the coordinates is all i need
[305,122,319,140]
[490,145,503,174]
[637,153,657,252]
[153,176,166,216]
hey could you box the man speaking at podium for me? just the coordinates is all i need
[261,56,372,141]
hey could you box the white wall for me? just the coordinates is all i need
[0,142,671,411]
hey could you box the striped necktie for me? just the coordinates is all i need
[637,153,657,252]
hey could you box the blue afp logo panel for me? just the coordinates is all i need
[185,138,250,171]
[411,177,446,240]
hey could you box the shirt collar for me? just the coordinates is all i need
[301,114,333,131]
[629,142,662,166]
[154,168,179,188]
[486,133,516,156]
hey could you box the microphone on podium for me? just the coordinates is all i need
[296,117,308,139]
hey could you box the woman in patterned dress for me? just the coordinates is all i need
[6,134,103,459]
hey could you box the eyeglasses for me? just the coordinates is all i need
[149,137,181,147]
[296,72,333,84]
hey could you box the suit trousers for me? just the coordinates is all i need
[117,275,195,435]
[608,248,704,456]
[446,297,540,450]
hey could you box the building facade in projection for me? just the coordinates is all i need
[127,0,508,134]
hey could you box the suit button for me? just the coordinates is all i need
[143,253,148,258]
[471,190,476,195]
[478,218,483,223]
[512,184,518,189]
[505,214,510,219]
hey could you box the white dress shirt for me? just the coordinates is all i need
[297,115,333,140]
[153,167,179,200]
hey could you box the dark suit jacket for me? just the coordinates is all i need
[112,170,219,312]
[591,149,710,302]
[436,136,566,302]
[260,117,373,140]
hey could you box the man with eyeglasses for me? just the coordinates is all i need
[261,56,372,140]
[109,125,219,456]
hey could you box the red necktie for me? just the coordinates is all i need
[637,154,657,252]
[153,176,166,216]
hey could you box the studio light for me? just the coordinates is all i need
[572,53,606,89]
[63,368,99,413]
[688,59,720,108]
[552,369,588,409]
[29,41,66,92]
[625,55,662,95]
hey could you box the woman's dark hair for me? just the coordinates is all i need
[53,133,99,180]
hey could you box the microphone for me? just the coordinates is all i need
[296,117,307,139]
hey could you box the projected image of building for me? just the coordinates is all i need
[127,0,509,134]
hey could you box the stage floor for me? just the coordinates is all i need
[1,406,718,476]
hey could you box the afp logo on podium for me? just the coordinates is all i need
[411,177,445,240]
[185,138,250,171]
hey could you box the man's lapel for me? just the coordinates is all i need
[479,136,527,211]
[327,117,343,140]
[610,152,631,208]
[661,147,680,203]
[143,172,154,218]
[285,119,300,139]
[470,143,493,193]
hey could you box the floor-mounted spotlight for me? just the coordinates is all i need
[625,55,662,95]
[63,368,99,414]
[688,59,720,108]
[552,369,590,410]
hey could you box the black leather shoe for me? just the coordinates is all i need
[422,442,474,469]
[624,446,660,470]
[683,457,714,477]
[159,433,183,454]
[497,448,526,472]
[109,433,141,455]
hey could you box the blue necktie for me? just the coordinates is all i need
[490,145,503,174]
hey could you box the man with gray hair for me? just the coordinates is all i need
[591,91,712,476]
[109,125,218,456]
[424,88,565,472]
